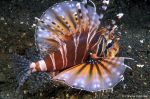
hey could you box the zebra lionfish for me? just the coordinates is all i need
[12,0,132,92]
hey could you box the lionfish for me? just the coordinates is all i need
[12,0,132,92]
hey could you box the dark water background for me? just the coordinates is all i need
[0,0,150,98]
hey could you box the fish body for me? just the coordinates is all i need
[11,0,132,92]
[34,1,101,72]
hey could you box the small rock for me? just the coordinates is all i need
[0,17,4,20]
[7,64,12,69]
[23,90,28,94]
[123,84,127,89]
[128,45,132,49]
[40,93,43,96]
[31,24,36,28]
[21,32,26,38]
[127,45,132,53]
[66,94,69,97]
[6,93,9,97]
[20,22,24,24]
[35,17,40,21]
[143,82,147,85]
[137,64,144,68]
[124,31,127,34]
[9,48,13,53]
[111,19,116,25]
[140,39,144,43]
[116,13,124,19]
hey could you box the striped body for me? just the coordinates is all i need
[29,0,132,92]
[34,1,101,72]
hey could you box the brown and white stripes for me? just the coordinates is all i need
[32,1,106,72]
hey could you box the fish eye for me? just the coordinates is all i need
[106,40,113,49]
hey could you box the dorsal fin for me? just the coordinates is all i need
[35,1,100,56]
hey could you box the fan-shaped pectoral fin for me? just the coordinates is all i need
[53,57,129,92]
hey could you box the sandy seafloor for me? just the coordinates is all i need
[0,0,150,99]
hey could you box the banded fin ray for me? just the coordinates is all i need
[35,1,101,57]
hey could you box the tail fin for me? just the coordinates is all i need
[53,57,131,92]
[10,54,32,92]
